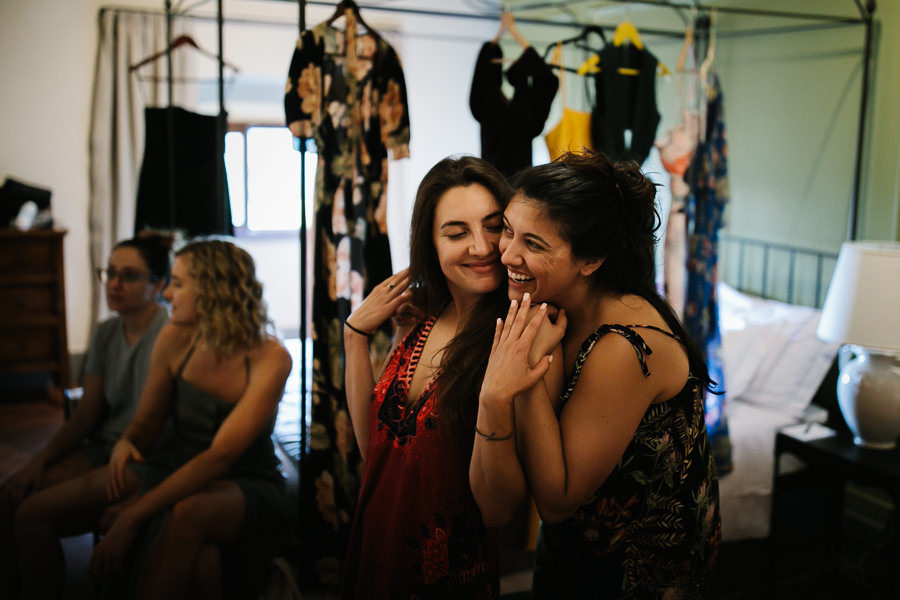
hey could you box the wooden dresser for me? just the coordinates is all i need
[0,229,70,388]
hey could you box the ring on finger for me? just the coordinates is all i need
[388,282,395,290]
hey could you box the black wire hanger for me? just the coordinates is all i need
[542,25,607,61]
[129,34,240,75]
[326,0,379,39]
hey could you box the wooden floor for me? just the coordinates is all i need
[0,394,95,600]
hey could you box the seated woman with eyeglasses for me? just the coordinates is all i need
[88,238,292,600]
[1,232,172,599]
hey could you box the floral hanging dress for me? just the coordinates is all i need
[533,324,720,600]
[343,317,499,600]
[284,15,411,585]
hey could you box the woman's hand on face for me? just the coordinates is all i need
[480,294,554,407]
[89,510,140,577]
[107,438,143,501]
[0,459,46,504]
[346,268,413,335]
[526,305,567,367]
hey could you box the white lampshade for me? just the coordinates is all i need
[816,241,900,351]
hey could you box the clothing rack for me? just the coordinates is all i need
[290,0,874,240]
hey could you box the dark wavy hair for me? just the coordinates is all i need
[408,156,513,445]
[115,232,175,283]
[511,151,712,389]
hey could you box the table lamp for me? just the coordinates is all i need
[816,241,900,449]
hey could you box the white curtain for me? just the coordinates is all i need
[88,9,191,324]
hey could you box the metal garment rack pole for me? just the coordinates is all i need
[165,0,176,230]
[849,0,876,241]
[297,0,309,491]
[217,0,226,232]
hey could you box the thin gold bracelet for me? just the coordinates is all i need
[475,425,514,442]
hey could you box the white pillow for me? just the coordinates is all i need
[717,282,838,416]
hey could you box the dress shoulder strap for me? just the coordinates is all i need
[174,335,200,380]
[560,324,678,405]
[625,323,681,342]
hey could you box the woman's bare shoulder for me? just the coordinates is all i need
[154,322,195,352]
[252,336,293,370]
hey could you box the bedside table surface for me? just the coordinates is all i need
[775,430,900,492]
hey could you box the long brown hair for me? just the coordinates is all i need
[408,156,513,445]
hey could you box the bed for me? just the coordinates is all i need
[716,235,841,542]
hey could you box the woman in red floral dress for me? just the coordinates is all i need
[341,156,515,599]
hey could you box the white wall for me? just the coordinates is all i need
[0,0,97,354]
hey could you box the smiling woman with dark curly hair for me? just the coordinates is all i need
[88,237,293,600]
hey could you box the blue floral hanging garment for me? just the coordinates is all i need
[685,72,733,475]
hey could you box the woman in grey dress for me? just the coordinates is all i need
[90,238,292,600]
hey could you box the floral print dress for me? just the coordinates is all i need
[685,71,733,476]
[343,317,499,600]
[533,325,720,600]
[284,15,411,586]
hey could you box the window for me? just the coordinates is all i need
[225,125,316,233]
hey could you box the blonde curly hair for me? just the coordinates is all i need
[175,239,269,357]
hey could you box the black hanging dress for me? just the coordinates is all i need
[590,44,661,165]
[469,42,558,177]
[134,106,232,236]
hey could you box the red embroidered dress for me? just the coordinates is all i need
[343,317,499,599]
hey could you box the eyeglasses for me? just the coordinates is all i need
[97,267,158,285]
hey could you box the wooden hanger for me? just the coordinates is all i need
[326,0,379,39]
[676,25,694,73]
[492,11,529,49]
[699,9,717,84]
[129,34,240,74]
[489,11,531,64]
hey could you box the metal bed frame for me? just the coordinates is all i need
[719,234,839,309]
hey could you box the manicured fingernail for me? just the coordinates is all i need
[548,355,553,363]
[511,299,517,307]
[524,292,530,302]
[540,303,547,311]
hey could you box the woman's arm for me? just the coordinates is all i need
[344,269,411,458]
[516,335,661,523]
[470,297,560,526]
[123,339,291,524]
[106,325,183,499]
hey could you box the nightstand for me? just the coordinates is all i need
[771,428,900,596]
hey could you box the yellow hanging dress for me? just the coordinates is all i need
[544,42,593,160]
